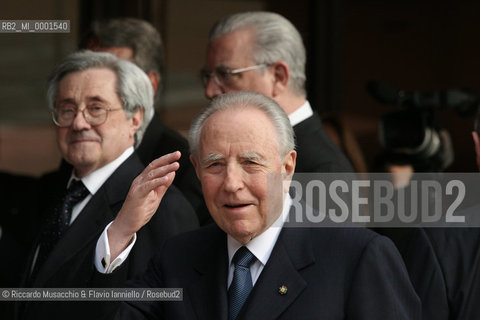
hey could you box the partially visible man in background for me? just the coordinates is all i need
[201,11,353,173]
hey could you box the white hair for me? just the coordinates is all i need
[189,91,295,159]
[210,11,306,96]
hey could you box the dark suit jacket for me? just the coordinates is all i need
[115,224,420,319]
[424,228,480,320]
[14,153,198,320]
[379,227,480,320]
[136,113,210,225]
[293,112,353,173]
[373,228,448,320]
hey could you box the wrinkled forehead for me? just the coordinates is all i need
[199,106,280,153]
[56,67,119,103]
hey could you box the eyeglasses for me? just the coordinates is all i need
[51,103,122,127]
[200,64,270,88]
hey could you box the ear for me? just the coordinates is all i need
[130,108,143,135]
[147,71,161,94]
[190,154,201,180]
[271,61,290,97]
[282,150,297,179]
[282,150,296,194]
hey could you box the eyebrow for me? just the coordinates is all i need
[202,153,224,164]
[57,96,109,106]
[201,152,264,164]
[239,152,264,162]
[56,98,76,105]
[86,96,108,103]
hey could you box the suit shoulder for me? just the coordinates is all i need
[166,223,221,245]
[424,227,480,271]
[158,184,198,216]
[148,117,189,150]
[311,227,388,247]
[148,185,199,231]
[293,113,353,172]
[284,227,397,267]
[309,228,400,265]
[159,224,222,255]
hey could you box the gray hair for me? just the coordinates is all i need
[46,50,154,147]
[209,11,306,96]
[189,91,295,159]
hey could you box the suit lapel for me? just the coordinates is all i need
[239,227,315,320]
[32,190,114,285]
[32,154,144,286]
[187,226,229,320]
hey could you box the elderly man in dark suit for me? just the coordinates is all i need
[14,51,198,320]
[101,91,420,319]
[201,11,353,173]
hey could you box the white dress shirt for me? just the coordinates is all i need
[227,195,292,287]
[288,100,313,127]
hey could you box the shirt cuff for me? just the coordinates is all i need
[95,221,137,274]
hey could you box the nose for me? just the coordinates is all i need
[71,109,91,131]
[223,164,244,193]
[204,77,223,99]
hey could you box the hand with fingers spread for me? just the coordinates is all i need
[107,151,181,260]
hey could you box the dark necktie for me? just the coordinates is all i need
[228,246,257,320]
[30,179,89,281]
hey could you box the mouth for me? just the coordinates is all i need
[224,203,252,209]
[69,136,99,144]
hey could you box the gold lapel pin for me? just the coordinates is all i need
[278,285,288,295]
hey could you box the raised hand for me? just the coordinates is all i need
[108,151,181,260]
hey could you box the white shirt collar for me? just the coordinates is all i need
[68,146,134,195]
[288,100,313,127]
[227,195,292,267]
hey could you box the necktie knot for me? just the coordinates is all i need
[233,246,256,268]
[65,179,89,204]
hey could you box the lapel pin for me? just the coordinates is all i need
[278,285,288,295]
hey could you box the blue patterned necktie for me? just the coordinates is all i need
[30,179,89,281]
[228,246,257,320]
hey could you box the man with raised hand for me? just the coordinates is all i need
[102,91,419,320]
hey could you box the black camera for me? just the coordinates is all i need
[367,80,478,171]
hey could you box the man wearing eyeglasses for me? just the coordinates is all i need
[14,50,198,320]
[201,11,353,173]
